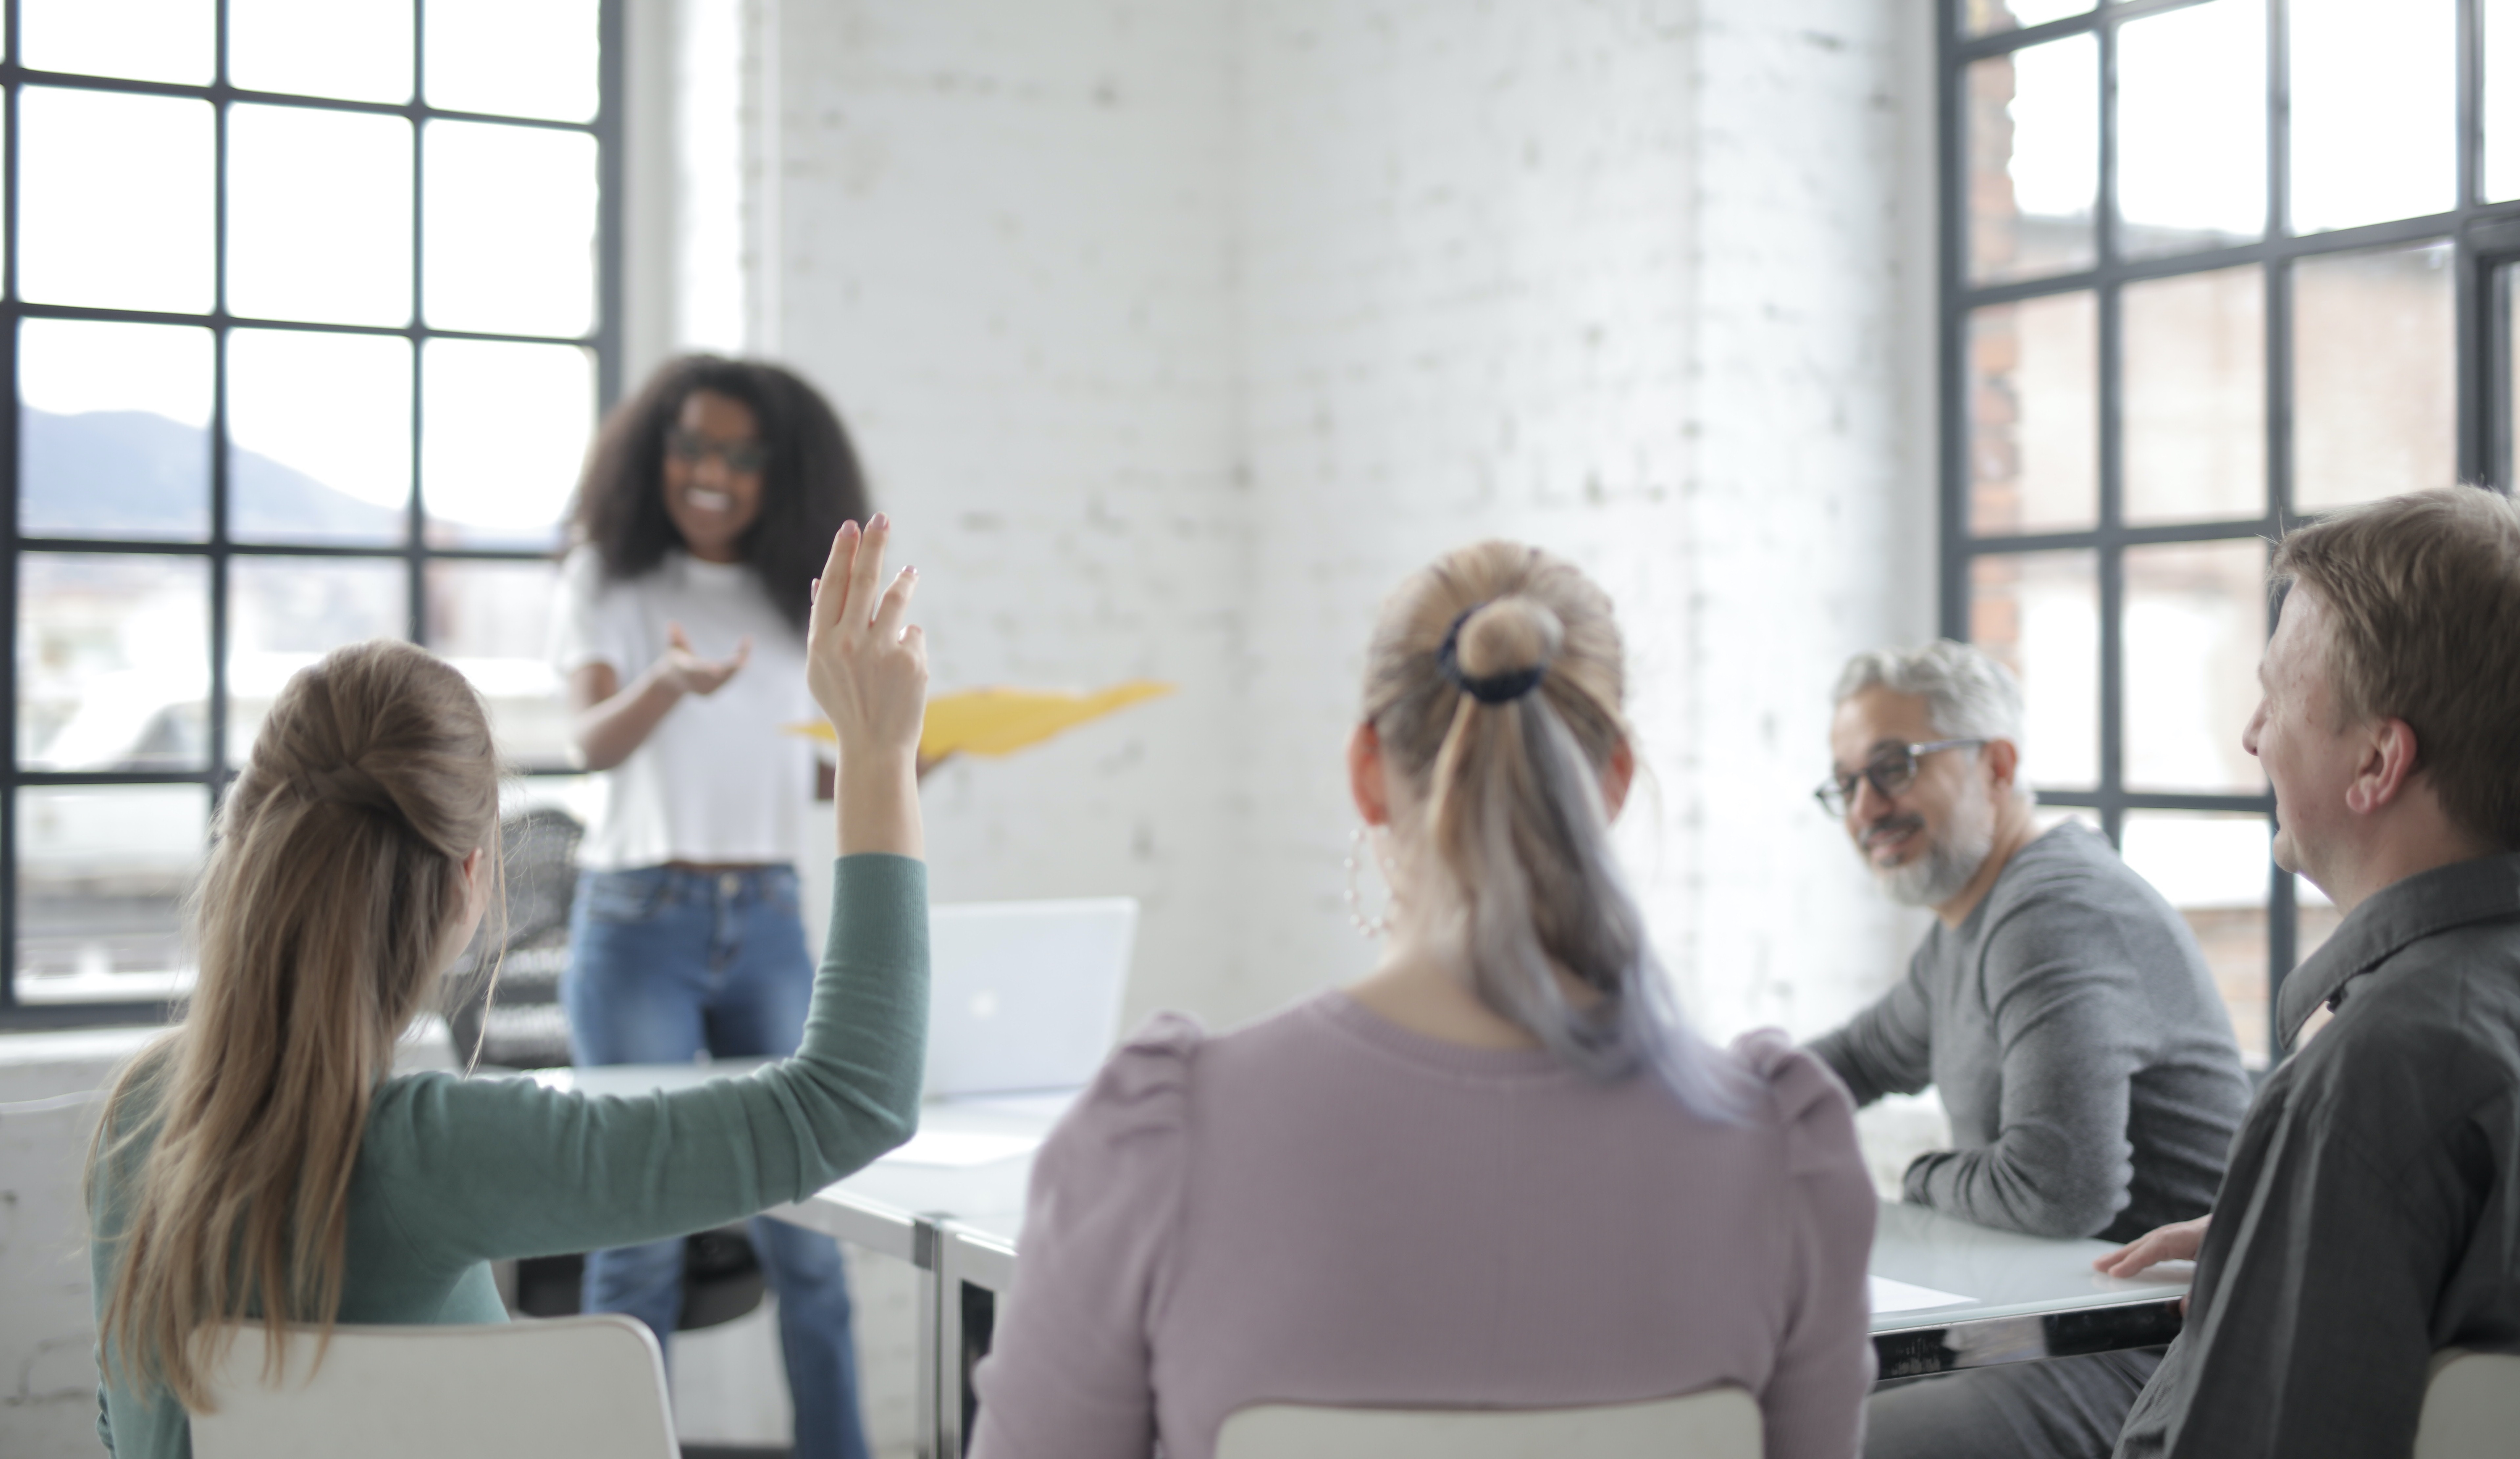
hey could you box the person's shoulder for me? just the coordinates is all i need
[1048,1011,1210,1155]
[1983,822,2192,950]
[1992,821,2136,900]
[1726,1029,1862,1176]
[2311,936,2520,1100]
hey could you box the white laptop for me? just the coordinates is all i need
[922,898,1138,1101]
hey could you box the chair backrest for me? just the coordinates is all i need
[441,807,584,1070]
[2414,1347,2520,1459]
[189,1314,676,1459]
[1213,1386,1760,1459]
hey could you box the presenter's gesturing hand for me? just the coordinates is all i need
[808,514,927,859]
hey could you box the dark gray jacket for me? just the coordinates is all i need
[2115,852,2520,1459]
[1811,823,2252,1243]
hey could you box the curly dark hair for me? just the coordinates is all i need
[567,355,870,634]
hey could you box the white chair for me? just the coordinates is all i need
[190,1313,676,1459]
[2413,1347,2520,1459]
[1214,1386,1760,1459]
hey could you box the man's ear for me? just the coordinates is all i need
[1984,738,2022,797]
[1602,738,1637,822]
[2343,717,2419,816]
[1348,721,1391,827]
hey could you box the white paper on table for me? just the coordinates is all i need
[1868,1275,1972,1314]
[875,1129,1043,1168]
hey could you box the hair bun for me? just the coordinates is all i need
[1454,596,1564,680]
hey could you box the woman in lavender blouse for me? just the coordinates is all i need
[968,543,1878,1459]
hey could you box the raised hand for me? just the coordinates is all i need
[806,514,927,857]
[658,621,752,697]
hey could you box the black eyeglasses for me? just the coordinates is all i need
[666,427,771,475]
[1812,739,1987,818]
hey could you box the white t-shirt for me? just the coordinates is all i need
[548,545,819,871]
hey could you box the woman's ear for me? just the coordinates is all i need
[1602,738,1637,822]
[1348,721,1391,827]
[454,846,493,944]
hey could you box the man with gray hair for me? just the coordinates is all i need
[1807,639,2251,1459]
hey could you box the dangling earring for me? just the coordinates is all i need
[1345,824,1392,939]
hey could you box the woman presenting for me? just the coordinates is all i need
[549,354,879,1459]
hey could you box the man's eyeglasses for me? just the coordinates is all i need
[1812,739,1987,818]
[666,428,770,475]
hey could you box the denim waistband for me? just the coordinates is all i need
[581,863,799,907]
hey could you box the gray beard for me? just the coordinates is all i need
[1876,792,1997,908]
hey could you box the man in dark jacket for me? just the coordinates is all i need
[2105,486,2520,1458]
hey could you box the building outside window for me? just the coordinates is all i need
[1946,0,2520,1063]
[2,0,620,1021]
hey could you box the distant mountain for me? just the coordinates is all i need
[22,408,408,541]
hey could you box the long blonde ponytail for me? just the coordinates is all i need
[1363,542,1740,1117]
[87,639,502,1409]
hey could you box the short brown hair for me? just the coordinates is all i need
[2272,487,2520,850]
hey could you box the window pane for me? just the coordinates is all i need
[2289,0,2455,233]
[2124,540,2268,796]
[425,0,600,123]
[1970,550,2097,790]
[15,785,206,1006]
[2491,0,2520,202]
[427,559,569,764]
[2121,811,2272,1066]
[18,553,210,771]
[1968,292,2095,535]
[20,319,213,541]
[2507,265,2520,490]
[1967,35,2097,285]
[2124,267,2264,526]
[2116,0,2265,259]
[22,0,211,84]
[20,88,214,314]
[228,105,413,327]
[229,330,413,545]
[424,121,599,338]
[227,558,408,765]
[422,340,594,548]
[2294,242,2455,512]
[1961,0,2090,37]
[231,0,413,104]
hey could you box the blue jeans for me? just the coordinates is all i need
[564,864,869,1459]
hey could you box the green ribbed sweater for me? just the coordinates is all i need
[88,855,929,1459]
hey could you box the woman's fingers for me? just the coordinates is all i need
[843,513,892,633]
[870,566,920,644]
[814,522,861,633]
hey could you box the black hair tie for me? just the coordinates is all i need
[1437,606,1550,705]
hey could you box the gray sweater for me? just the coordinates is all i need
[1810,823,2252,1243]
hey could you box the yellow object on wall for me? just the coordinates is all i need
[787,681,1175,762]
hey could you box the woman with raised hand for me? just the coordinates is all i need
[552,355,891,1459]
[968,541,1877,1459]
[87,519,929,1459]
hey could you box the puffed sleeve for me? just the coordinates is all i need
[1734,1029,1878,1459]
[967,1013,1202,1459]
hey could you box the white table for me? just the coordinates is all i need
[537,1065,2191,1457]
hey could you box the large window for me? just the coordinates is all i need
[1943,0,2520,1063]
[2,0,621,1022]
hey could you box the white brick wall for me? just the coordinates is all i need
[1231,0,1936,1041]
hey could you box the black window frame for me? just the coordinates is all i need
[0,0,626,1028]
[1938,0,2520,1059]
